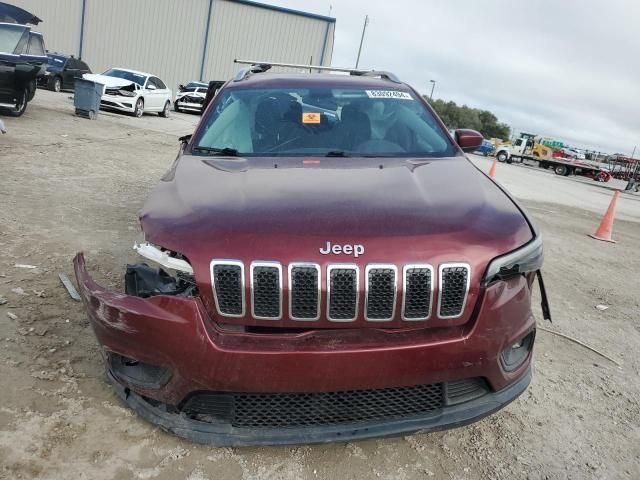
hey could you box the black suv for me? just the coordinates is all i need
[37,53,91,92]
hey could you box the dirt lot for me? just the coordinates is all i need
[1,91,639,480]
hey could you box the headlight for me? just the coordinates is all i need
[133,242,193,274]
[117,89,136,97]
[482,235,543,285]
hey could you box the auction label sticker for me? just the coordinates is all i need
[302,112,321,124]
[366,90,413,100]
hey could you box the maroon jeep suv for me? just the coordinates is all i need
[74,62,550,446]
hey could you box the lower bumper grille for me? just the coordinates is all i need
[181,378,488,429]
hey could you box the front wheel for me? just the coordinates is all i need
[497,151,508,162]
[27,80,37,100]
[8,88,28,117]
[159,100,170,117]
[49,76,61,93]
[133,98,144,117]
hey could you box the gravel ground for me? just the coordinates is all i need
[0,91,639,480]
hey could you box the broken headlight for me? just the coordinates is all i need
[117,89,136,97]
[482,235,543,285]
[127,243,197,298]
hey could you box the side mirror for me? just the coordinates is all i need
[147,84,157,91]
[454,129,483,153]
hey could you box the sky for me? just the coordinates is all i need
[274,0,639,155]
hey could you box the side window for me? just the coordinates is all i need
[146,77,158,89]
[79,61,90,71]
[27,34,45,56]
[152,77,166,89]
[514,139,523,147]
[66,58,78,69]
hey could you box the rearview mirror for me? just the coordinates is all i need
[454,129,483,153]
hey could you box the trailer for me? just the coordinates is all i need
[494,134,612,182]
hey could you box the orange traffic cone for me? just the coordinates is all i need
[588,190,619,243]
[488,159,497,178]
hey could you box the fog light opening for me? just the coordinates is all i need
[500,331,534,372]
[108,352,171,389]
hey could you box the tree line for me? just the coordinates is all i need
[426,97,511,140]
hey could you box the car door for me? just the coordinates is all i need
[62,58,77,89]
[154,77,171,107]
[144,76,161,110]
[0,26,30,97]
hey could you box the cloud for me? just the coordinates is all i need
[275,0,640,154]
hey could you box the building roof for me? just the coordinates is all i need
[229,0,336,23]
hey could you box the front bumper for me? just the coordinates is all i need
[175,100,204,112]
[100,94,135,113]
[74,253,535,445]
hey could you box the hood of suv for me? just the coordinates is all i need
[140,155,533,328]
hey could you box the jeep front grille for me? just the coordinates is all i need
[402,265,434,320]
[327,265,359,321]
[251,262,282,320]
[210,260,471,322]
[289,264,320,320]
[365,265,397,321]
[211,261,244,317]
[438,263,470,319]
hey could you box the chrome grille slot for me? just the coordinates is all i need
[438,263,470,319]
[289,263,320,321]
[402,265,434,320]
[251,262,282,320]
[365,265,397,321]
[211,260,245,317]
[327,265,359,321]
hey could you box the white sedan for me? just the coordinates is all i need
[83,68,172,117]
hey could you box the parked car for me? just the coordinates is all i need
[178,80,207,91]
[475,139,495,156]
[37,53,91,92]
[174,82,207,114]
[83,68,172,117]
[74,62,549,446]
[0,21,47,116]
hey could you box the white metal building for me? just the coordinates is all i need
[9,0,336,92]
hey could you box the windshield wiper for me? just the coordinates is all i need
[192,146,240,156]
[325,150,350,157]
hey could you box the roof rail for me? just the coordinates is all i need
[232,59,401,83]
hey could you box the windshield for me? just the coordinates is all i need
[193,86,455,157]
[103,68,147,87]
[47,54,66,67]
[0,24,27,53]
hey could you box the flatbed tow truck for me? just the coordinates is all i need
[495,133,611,182]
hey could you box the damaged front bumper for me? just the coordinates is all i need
[74,252,535,446]
[99,94,135,112]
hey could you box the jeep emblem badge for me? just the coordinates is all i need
[319,241,365,258]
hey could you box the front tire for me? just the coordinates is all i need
[8,87,28,117]
[49,76,61,93]
[27,80,37,100]
[554,165,569,176]
[497,151,508,163]
[159,100,170,117]
[133,98,144,117]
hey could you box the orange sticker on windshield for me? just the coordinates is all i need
[302,112,321,124]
